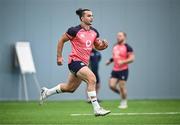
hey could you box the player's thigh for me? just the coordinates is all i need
[76,66,96,83]
[66,72,82,90]
[109,78,118,88]
[118,80,126,88]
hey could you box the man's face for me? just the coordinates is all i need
[117,32,126,43]
[81,11,93,25]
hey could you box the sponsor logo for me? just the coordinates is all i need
[86,40,92,47]
[122,76,125,80]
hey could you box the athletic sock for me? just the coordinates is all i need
[46,84,62,96]
[87,91,101,111]
[121,99,127,105]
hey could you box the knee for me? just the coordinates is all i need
[109,83,116,90]
[87,75,96,85]
[119,83,126,89]
[120,86,126,91]
[109,84,116,90]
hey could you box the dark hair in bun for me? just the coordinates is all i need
[76,8,91,20]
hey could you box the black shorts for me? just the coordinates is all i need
[68,60,87,76]
[111,69,129,81]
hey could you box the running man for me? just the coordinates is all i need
[106,32,135,109]
[40,8,110,116]
[87,48,101,102]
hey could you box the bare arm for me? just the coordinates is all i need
[106,58,113,65]
[119,53,135,65]
[57,34,70,65]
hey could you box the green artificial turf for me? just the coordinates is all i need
[0,100,180,125]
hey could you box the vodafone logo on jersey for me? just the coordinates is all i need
[86,40,92,47]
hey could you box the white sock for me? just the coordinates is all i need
[46,84,62,96]
[121,99,127,105]
[87,91,100,111]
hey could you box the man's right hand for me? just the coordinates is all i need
[57,56,63,65]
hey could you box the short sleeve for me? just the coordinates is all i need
[95,29,100,38]
[110,58,113,62]
[91,27,100,38]
[66,27,76,38]
[125,43,133,53]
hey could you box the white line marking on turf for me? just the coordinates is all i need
[70,112,180,116]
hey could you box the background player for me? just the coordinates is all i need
[87,48,101,103]
[106,32,135,109]
[40,8,110,116]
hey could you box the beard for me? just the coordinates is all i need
[118,39,124,44]
[84,20,93,25]
[86,22,92,25]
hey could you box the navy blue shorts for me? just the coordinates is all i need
[68,60,87,76]
[111,69,129,81]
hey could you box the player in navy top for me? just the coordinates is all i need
[90,48,101,84]
[87,48,101,102]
